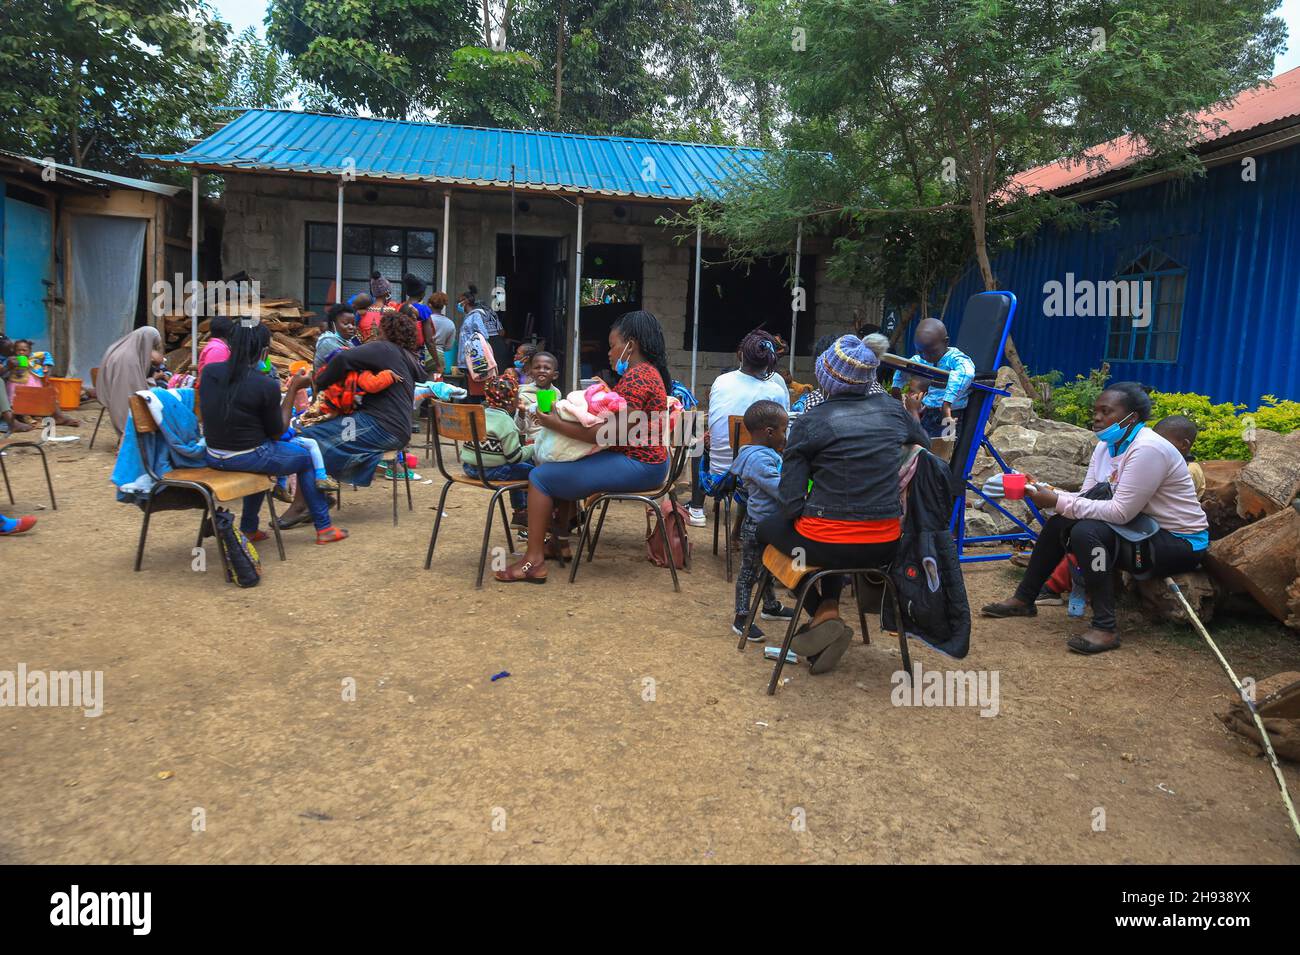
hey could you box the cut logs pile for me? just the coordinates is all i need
[162,298,320,374]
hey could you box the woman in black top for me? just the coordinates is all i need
[275,308,424,528]
[200,323,346,544]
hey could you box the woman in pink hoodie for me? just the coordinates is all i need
[196,316,235,379]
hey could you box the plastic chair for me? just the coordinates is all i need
[736,545,911,696]
[569,409,698,593]
[422,400,528,588]
[127,394,285,577]
[1,385,58,509]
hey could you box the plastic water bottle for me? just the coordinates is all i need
[1068,565,1086,617]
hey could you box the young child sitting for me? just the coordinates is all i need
[296,368,399,429]
[516,350,560,441]
[1154,414,1205,499]
[461,374,534,525]
[729,399,793,641]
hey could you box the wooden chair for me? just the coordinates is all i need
[569,409,698,593]
[127,394,285,577]
[422,400,528,587]
[1,385,58,509]
[736,545,911,695]
[87,367,116,451]
[711,413,753,582]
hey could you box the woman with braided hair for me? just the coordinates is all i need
[687,327,790,527]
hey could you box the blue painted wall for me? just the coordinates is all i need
[937,144,1300,405]
[2,193,52,348]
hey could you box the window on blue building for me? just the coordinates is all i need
[1104,249,1186,363]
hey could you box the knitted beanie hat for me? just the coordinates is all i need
[815,334,880,397]
[484,374,519,410]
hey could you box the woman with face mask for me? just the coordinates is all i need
[494,310,673,584]
[981,381,1208,655]
[456,284,503,403]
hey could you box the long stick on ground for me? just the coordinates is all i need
[1166,577,1300,844]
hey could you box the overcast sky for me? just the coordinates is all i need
[207,0,1300,83]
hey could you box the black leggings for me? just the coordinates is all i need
[757,514,899,609]
[1014,515,1202,631]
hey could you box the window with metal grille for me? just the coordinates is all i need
[304,223,437,317]
[1104,248,1186,364]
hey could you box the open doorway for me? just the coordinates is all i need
[495,233,563,361]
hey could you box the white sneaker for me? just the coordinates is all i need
[687,506,706,527]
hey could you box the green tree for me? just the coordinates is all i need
[0,0,228,174]
[266,0,479,119]
[437,46,548,127]
[697,0,1285,391]
[216,26,333,112]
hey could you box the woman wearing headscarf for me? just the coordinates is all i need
[456,284,503,403]
[757,334,929,673]
[99,325,163,435]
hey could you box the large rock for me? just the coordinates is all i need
[1031,427,1097,467]
[987,424,1039,462]
[994,366,1026,397]
[964,509,999,539]
[969,451,1000,486]
[1205,506,1300,629]
[1200,459,1249,539]
[1012,454,1089,492]
[1031,415,1091,434]
[1237,429,1300,519]
[989,396,1035,429]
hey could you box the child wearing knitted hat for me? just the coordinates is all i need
[461,374,535,526]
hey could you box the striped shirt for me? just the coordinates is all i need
[890,346,976,409]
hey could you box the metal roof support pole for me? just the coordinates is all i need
[690,222,702,396]
[789,219,802,377]
[571,197,584,388]
[190,171,200,369]
[335,181,344,304]
[440,190,451,292]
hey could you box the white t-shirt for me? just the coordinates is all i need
[705,369,790,473]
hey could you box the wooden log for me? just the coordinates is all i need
[1236,429,1300,519]
[1200,459,1249,539]
[1205,506,1300,628]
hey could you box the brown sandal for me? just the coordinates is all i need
[543,536,572,563]
[495,559,548,584]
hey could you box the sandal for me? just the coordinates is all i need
[275,512,313,530]
[980,600,1037,618]
[494,559,548,584]
[316,527,349,545]
[1067,633,1121,655]
[543,536,572,563]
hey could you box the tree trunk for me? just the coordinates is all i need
[554,0,566,119]
[971,191,1039,399]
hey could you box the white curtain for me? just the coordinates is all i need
[68,215,147,379]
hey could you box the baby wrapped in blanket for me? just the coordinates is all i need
[531,382,627,463]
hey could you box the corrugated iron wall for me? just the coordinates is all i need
[938,145,1300,405]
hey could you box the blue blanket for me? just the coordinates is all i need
[111,388,207,502]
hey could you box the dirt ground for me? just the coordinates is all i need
[3,405,1299,864]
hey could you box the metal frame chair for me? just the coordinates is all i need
[736,545,911,695]
[127,394,285,578]
[1,384,58,510]
[87,366,116,451]
[569,409,699,593]
[711,414,752,582]
[422,400,529,588]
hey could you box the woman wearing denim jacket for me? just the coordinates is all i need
[757,335,929,671]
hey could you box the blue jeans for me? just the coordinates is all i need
[529,450,669,501]
[464,461,534,511]
[298,411,404,487]
[207,441,331,533]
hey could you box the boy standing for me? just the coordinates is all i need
[729,400,794,640]
[890,318,975,438]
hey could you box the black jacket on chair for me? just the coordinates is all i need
[882,450,971,659]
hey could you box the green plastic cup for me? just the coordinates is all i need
[536,388,557,413]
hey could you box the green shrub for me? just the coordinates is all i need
[1036,370,1298,461]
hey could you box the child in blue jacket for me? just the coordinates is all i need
[729,400,793,640]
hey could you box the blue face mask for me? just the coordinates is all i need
[1097,412,1139,453]
[514,360,524,370]
[456,302,465,315]
[614,343,631,377]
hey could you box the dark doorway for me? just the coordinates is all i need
[578,242,642,378]
[495,233,563,359]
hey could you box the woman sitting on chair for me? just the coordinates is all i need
[495,310,672,584]
[981,381,1208,655]
[757,335,929,672]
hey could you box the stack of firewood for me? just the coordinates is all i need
[161,298,320,373]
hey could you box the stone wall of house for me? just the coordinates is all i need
[220,172,878,396]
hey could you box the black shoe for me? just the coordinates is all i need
[731,615,765,642]
[760,603,795,621]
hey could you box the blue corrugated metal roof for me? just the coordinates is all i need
[142,109,767,201]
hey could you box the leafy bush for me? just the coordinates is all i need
[1036,369,1299,460]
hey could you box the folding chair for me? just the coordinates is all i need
[422,400,527,588]
[736,545,911,696]
[1,385,58,509]
[711,414,752,582]
[127,394,285,577]
[87,367,115,451]
[569,409,698,593]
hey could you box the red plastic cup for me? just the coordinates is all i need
[1003,473,1027,500]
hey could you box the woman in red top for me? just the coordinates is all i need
[496,310,671,584]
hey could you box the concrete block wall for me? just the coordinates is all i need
[221,173,879,397]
